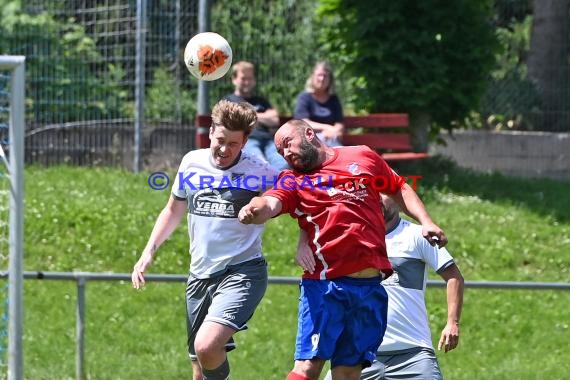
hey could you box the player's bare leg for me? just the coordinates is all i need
[191,360,204,380]
[194,321,235,379]
[330,365,362,380]
[287,358,326,380]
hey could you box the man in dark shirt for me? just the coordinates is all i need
[225,61,289,170]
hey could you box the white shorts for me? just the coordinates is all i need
[185,257,268,360]
[324,347,442,380]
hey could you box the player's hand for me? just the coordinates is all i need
[438,321,460,353]
[422,223,448,248]
[295,243,316,274]
[238,204,260,224]
[131,252,153,289]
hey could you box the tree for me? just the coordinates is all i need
[527,0,570,131]
[0,0,127,124]
[317,0,499,150]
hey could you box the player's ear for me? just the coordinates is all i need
[305,126,315,141]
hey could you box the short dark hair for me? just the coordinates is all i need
[231,61,255,78]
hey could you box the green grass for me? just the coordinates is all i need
[1,159,569,379]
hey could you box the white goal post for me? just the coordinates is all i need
[0,55,25,380]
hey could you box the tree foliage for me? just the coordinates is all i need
[317,0,499,132]
[209,0,321,114]
[527,0,570,131]
[0,0,127,124]
[146,67,197,123]
[480,15,540,130]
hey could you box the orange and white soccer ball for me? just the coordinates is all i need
[184,32,233,81]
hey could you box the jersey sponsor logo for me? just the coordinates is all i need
[194,190,235,216]
[188,187,257,218]
[347,162,361,175]
[326,177,369,200]
[190,189,237,218]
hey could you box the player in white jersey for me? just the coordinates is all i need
[131,100,279,380]
[321,194,464,380]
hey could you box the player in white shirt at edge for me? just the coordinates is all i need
[315,194,464,380]
[131,100,279,380]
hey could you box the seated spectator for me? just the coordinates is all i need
[224,61,289,170]
[294,61,344,147]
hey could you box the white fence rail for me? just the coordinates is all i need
[1,271,569,380]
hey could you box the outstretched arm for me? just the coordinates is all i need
[389,182,448,247]
[131,196,187,289]
[238,195,282,224]
[301,119,344,140]
[437,264,465,353]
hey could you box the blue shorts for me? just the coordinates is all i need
[294,277,388,368]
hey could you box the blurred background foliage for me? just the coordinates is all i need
[0,0,568,135]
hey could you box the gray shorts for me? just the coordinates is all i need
[185,257,268,360]
[324,347,442,380]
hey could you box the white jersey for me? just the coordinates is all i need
[172,149,279,278]
[379,218,454,353]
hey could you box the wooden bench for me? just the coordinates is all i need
[195,113,428,162]
[341,113,429,161]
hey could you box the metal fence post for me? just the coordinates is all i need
[76,276,86,380]
[134,0,147,173]
[194,0,211,148]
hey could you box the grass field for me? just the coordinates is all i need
[1,158,569,379]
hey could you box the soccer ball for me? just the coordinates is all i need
[184,32,233,81]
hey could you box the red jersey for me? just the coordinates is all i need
[265,146,402,280]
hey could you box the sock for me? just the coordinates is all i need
[202,358,230,380]
[286,372,311,380]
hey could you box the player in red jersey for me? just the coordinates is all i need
[238,119,446,380]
